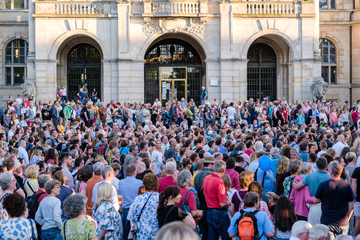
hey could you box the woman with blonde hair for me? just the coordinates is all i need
[230,171,253,216]
[151,139,164,176]
[105,140,118,165]
[92,182,122,239]
[275,156,290,195]
[30,149,43,164]
[249,152,257,164]
[24,164,40,197]
[265,192,279,216]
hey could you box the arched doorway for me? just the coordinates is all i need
[144,38,203,105]
[247,43,277,101]
[67,43,101,101]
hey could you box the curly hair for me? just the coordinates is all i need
[143,173,159,191]
[2,193,26,217]
[63,194,87,218]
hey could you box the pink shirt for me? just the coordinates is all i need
[289,175,314,218]
[330,112,338,124]
[224,169,240,190]
[79,181,87,193]
[245,149,255,157]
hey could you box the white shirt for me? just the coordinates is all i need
[60,88,67,96]
[18,146,29,165]
[16,97,22,106]
[226,107,236,119]
[317,150,326,158]
[332,142,346,156]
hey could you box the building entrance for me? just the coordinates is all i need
[247,43,277,101]
[144,38,202,105]
[67,43,101,101]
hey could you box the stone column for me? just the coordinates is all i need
[352,9,360,102]
[117,59,131,103]
[26,0,36,83]
[35,60,57,102]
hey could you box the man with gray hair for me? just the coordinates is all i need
[309,224,329,240]
[203,160,231,240]
[0,172,18,221]
[314,161,355,239]
[18,140,29,165]
[290,147,300,160]
[34,174,51,206]
[158,160,178,193]
[254,141,264,152]
[86,162,105,216]
[92,165,119,211]
[119,164,143,240]
[290,220,312,240]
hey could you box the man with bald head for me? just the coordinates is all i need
[18,140,29,164]
[332,134,347,157]
[136,161,152,180]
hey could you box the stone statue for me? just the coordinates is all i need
[312,77,329,103]
[21,81,37,103]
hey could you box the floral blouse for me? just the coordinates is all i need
[61,219,97,240]
[283,176,296,198]
[92,201,122,240]
[128,191,160,240]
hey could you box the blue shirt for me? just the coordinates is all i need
[256,168,275,194]
[92,180,119,210]
[118,177,143,209]
[299,152,309,162]
[218,145,227,154]
[228,208,273,240]
[302,170,331,196]
[271,158,279,178]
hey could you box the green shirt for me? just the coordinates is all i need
[186,109,193,118]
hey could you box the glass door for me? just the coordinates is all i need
[159,67,187,105]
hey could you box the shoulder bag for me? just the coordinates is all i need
[128,193,153,240]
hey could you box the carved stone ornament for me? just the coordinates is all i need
[21,81,37,104]
[312,77,329,103]
[218,0,233,4]
[143,17,207,37]
[118,0,132,4]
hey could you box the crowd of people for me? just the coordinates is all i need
[0,86,360,240]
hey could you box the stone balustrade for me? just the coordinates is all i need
[246,2,296,14]
[34,1,115,17]
[152,2,200,15]
[54,2,104,14]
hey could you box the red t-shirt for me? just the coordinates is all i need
[158,176,178,193]
[35,189,48,207]
[175,187,197,211]
[203,173,228,208]
[352,111,359,123]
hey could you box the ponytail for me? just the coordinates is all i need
[157,186,180,216]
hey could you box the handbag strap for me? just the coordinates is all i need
[164,206,175,224]
[236,191,242,202]
[26,180,35,195]
[137,193,153,221]
[63,220,68,240]
[29,219,36,239]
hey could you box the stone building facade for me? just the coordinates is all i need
[0,0,355,105]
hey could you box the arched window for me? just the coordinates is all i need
[319,38,336,84]
[5,39,28,85]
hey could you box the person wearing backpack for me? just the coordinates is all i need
[35,179,63,240]
[228,192,274,240]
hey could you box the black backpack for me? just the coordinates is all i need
[26,190,46,219]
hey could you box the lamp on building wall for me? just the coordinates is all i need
[15,49,19,58]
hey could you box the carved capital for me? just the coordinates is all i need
[118,0,132,4]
